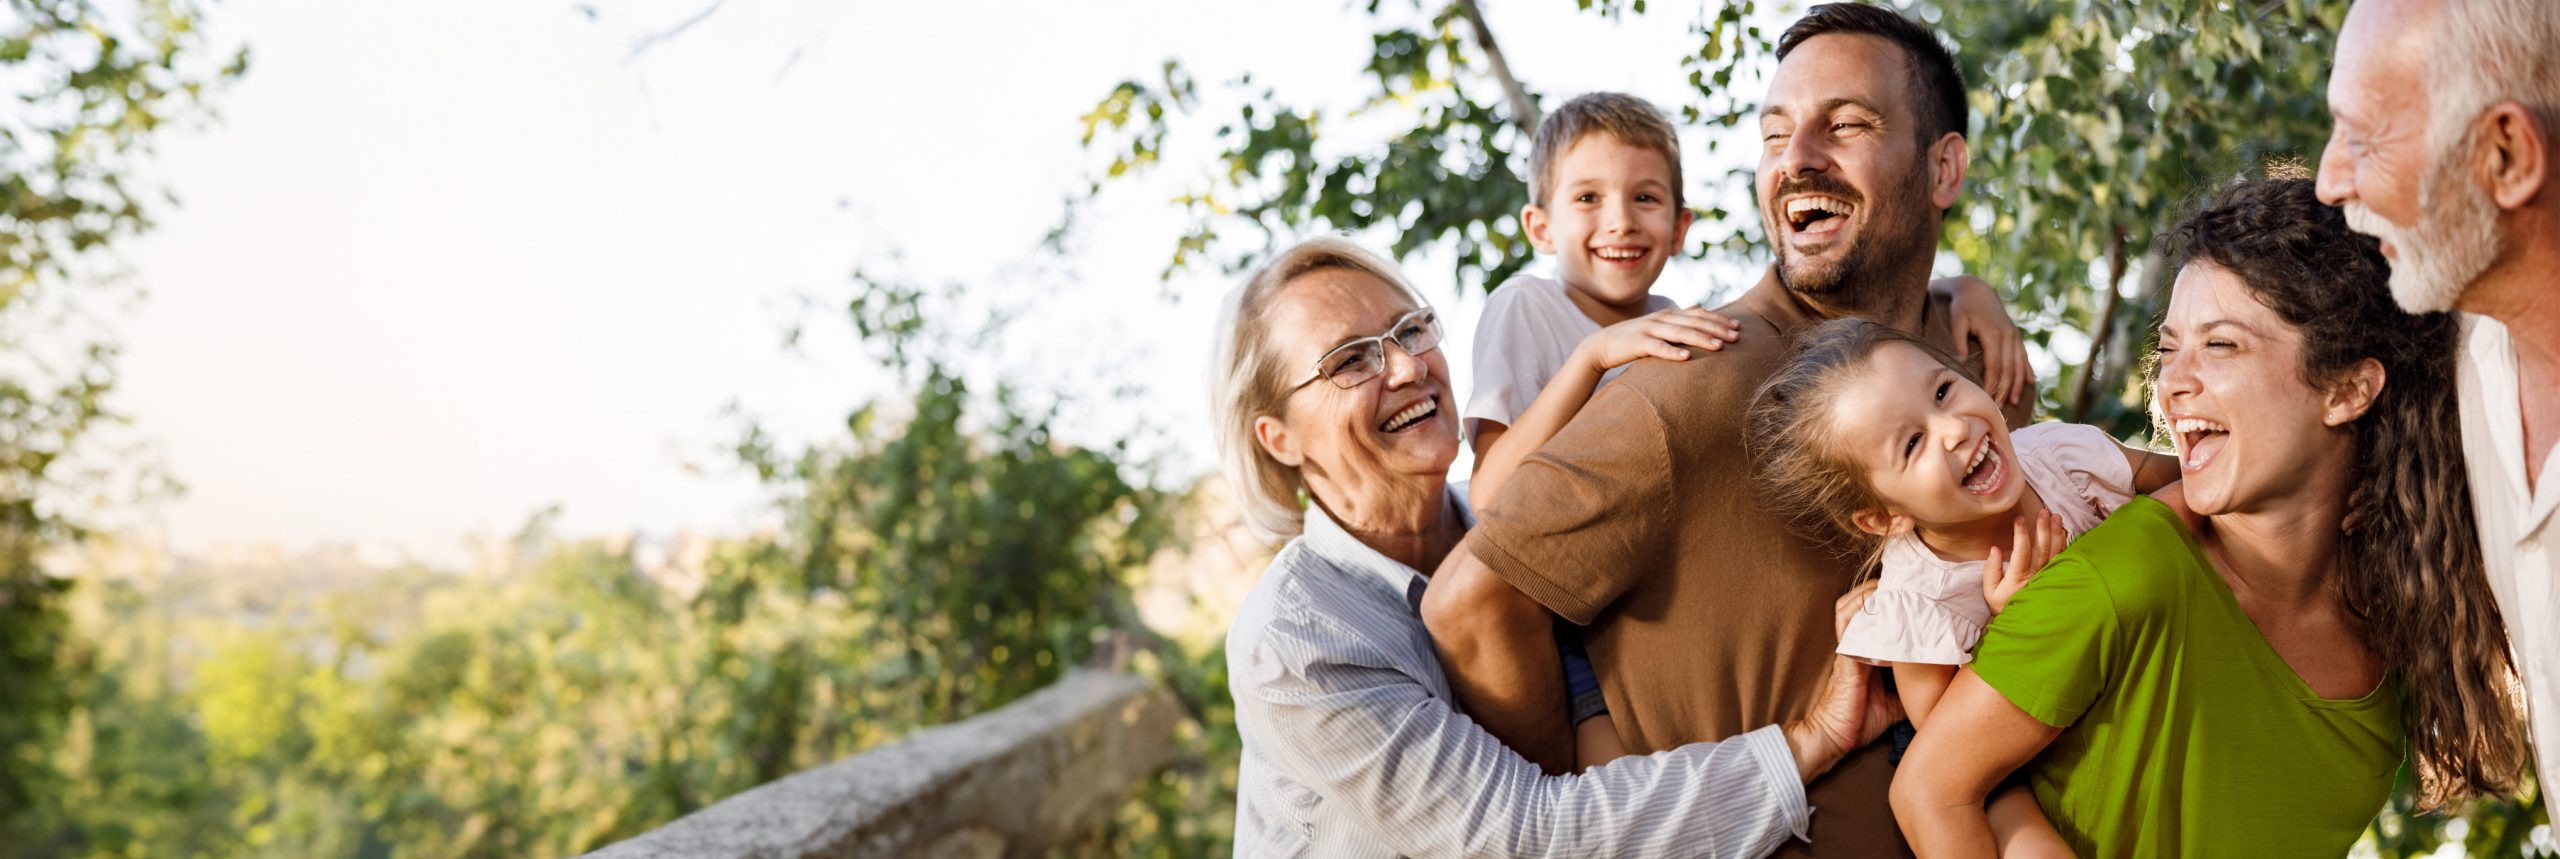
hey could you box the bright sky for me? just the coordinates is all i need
[112,0,1799,555]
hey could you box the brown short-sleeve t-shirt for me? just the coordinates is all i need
[1468,268,2002,857]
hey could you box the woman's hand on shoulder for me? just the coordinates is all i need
[1576,306,1741,373]
[1983,512,2066,615]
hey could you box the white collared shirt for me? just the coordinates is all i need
[2457,314,2560,823]
[1226,483,1811,858]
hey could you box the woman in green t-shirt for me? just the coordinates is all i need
[1890,178,2532,857]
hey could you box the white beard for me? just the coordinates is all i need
[2339,132,2505,314]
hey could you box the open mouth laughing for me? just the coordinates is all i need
[2170,416,2230,472]
[1958,433,2006,495]
[1783,194,1859,240]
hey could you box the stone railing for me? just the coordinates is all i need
[585,669,1183,859]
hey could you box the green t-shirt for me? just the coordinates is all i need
[1971,496,2406,858]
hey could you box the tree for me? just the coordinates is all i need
[0,0,244,832]
[1076,0,2337,433]
[1073,1,2542,855]
[21,264,1197,857]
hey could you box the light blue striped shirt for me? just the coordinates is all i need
[1228,484,1812,858]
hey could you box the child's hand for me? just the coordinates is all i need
[1940,274,2032,407]
[1578,307,1741,373]
[1982,512,2065,614]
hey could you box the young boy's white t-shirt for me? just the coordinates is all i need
[1464,273,1678,436]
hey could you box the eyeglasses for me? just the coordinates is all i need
[1288,307,1443,391]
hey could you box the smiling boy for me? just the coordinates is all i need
[1466,94,1708,466]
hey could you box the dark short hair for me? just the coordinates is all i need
[1775,3,1967,146]
[1528,92,1685,210]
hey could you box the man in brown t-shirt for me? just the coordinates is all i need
[1421,5,2032,856]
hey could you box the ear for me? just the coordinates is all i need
[1849,507,1912,539]
[1672,205,1697,248]
[1927,131,1970,213]
[2321,358,2387,427]
[2478,102,2549,212]
[1521,203,1555,254]
[1253,414,1304,467]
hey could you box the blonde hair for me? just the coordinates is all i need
[1528,92,1685,210]
[1211,236,1428,544]
[1745,317,1973,564]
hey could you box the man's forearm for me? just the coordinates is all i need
[1420,545,1576,774]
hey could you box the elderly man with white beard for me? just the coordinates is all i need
[2317,0,2560,822]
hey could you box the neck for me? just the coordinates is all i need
[1562,280,1653,327]
[1797,261,1932,333]
[2459,218,2560,378]
[1914,486,2051,562]
[1305,469,1463,572]
[2198,474,2352,610]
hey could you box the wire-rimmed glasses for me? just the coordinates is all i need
[1287,307,1443,392]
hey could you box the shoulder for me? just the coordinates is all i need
[1230,543,1351,661]
[2011,421,2105,451]
[1607,300,1796,418]
[1878,533,1984,602]
[1481,274,1567,321]
[2013,423,2135,486]
[1229,541,1400,675]
[1471,275,1579,371]
[2057,495,2185,557]
[2039,496,2198,615]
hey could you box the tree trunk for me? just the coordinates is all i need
[1453,0,1539,136]
[2070,225,2131,422]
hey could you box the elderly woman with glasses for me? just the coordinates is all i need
[1217,236,1896,859]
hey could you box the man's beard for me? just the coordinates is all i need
[1769,163,1936,313]
[2341,124,2504,314]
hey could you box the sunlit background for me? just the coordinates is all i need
[1,0,2544,856]
[118,0,1758,557]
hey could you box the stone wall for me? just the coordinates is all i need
[584,669,1183,859]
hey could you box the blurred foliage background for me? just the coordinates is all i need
[1,0,243,844]
[0,0,2546,857]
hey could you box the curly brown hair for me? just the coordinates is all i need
[1745,316,1976,568]
[2159,177,2525,808]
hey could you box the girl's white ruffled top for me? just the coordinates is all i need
[1836,422,2137,666]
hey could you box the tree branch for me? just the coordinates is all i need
[2070,224,2131,422]
[627,0,731,63]
[1452,0,1539,136]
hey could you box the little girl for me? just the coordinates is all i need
[1745,316,2180,856]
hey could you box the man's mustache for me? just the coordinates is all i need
[1767,174,1865,210]
[2340,202,2396,241]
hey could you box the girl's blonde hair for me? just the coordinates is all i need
[1210,236,1428,544]
[1744,316,1974,564]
